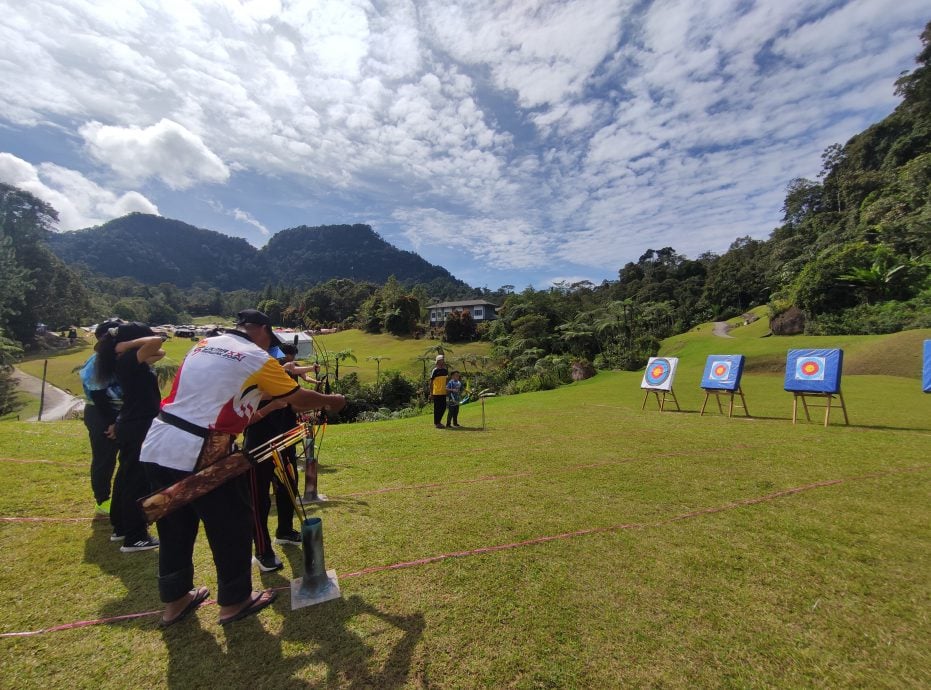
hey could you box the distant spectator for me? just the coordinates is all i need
[430,354,448,429]
[445,370,462,427]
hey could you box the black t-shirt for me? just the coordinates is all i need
[115,351,161,423]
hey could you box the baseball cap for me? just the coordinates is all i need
[236,309,282,347]
[236,309,271,327]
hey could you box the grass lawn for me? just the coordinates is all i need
[1,322,929,687]
[285,329,492,384]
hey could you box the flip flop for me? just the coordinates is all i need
[159,586,210,628]
[218,589,277,626]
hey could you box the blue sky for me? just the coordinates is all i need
[0,1,927,290]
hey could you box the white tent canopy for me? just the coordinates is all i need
[273,330,314,360]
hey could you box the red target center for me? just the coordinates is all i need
[651,366,664,378]
[713,365,727,376]
[802,361,820,376]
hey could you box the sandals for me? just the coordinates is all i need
[218,589,278,626]
[159,586,210,628]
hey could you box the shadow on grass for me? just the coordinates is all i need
[162,593,426,688]
[82,526,162,627]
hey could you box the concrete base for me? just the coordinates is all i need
[290,570,341,609]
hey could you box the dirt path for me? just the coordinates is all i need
[711,322,735,338]
[11,368,84,421]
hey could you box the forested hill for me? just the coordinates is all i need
[47,214,266,291]
[261,224,464,288]
[47,214,468,291]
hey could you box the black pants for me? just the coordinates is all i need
[83,404,118,504]
[111,418,153,543]
[144,463,254,606]
[248,448,298,556]
[245,411,298,556]
[433,395,447,425]
[446,404,459,426]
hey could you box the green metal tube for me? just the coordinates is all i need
[300,517,328,589]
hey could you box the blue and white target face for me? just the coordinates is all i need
[784,349,843,393]
[701,355,744,391]
[795,356,825,381]
[641,357,678,391]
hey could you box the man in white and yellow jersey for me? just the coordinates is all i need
[140,309,345,627]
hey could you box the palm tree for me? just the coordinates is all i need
[332,349,357,383]
[367,355,391,381]
[422,342,454,359]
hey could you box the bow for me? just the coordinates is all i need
[298,330,333,502]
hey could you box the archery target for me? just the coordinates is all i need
[923,340,930,393]
[784,349,843,393]
[701,354,744,391]
[641,357,678,391]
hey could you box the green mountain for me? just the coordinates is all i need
[47,215,468,291]
[47,214,264,291]
[261,223,462,286]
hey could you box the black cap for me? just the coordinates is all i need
[236,309,271,327]
[236,309,281,347]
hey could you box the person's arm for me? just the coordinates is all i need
[247,397,289,426]
[282,361,320,383]
[280,388,346,414]
[115,336,166,364]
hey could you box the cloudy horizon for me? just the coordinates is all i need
[0,1,926,289]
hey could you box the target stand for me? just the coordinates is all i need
[641,388,680,412]
[700,387,749,418]
[791,391,849,427]
[640,357,680,412]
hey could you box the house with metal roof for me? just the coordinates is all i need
[428,300,498,326]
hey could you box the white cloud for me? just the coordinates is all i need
[79,119,230,189]
[232,208,270,236]
[0,1,926,283]
[0,152,159,230]
[395,207,551,270]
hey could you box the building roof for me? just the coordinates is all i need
[428,300,498,309]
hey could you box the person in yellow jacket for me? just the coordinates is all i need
[429,354,448,429]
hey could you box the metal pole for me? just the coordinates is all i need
[37,359,48,421]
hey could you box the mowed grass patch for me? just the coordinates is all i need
[1,364,929,687]
[312,329,493,384]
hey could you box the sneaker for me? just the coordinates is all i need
[274,530,302,546]
[120,536,159,553]
[435,424,445,429]
[253,552,284,572]
[95,499,111,515]
[110,532,125,542]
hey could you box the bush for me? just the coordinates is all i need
[806,293,931,334]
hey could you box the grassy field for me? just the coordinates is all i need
[310,330,492,384]
[1,324,929,687]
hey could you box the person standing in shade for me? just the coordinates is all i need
[245,343,309,572]
[139,310,345,627]
[430,354,448,429]
[445,370,463,427]
[80,320,123,514]
[95,322,164,552]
